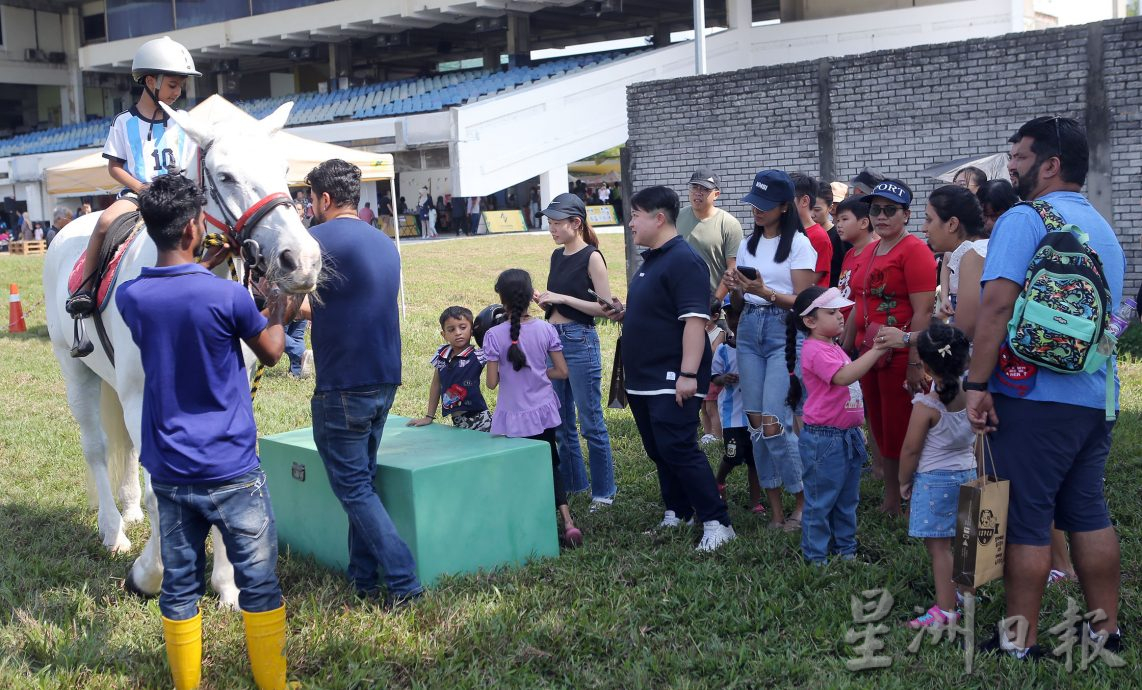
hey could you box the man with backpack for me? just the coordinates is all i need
[966,116,1125,660]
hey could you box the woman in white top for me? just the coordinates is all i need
[722,170,817,530]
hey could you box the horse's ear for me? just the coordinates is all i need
[260,102,294,136]
[160,102,213,148]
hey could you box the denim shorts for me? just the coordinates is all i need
[908,468,975,538]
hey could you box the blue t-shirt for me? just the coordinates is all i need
[981,191,1126,410]
[309,217,402,392]
[621,234,712,396]
[117,264,267,484]
[431,343,488,416]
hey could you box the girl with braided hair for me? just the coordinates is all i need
[484,269,582,547]
[898,322,975,629]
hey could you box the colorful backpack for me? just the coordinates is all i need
[1006,200,1116,417]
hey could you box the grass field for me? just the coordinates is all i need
[0,232,1138,689]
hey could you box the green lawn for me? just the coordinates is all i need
[0,233,1138,689]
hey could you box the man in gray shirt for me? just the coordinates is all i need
[675,169,743,302]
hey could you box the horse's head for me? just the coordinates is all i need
[162,101,322,293]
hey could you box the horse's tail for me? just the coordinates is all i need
[97,381,133,508]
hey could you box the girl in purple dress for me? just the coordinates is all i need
[484,269,582,547]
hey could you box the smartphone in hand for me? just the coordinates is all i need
[737,266,759,280]
[586,288,612,307]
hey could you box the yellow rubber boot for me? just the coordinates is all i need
[161,613,202,690]
[242,605,288,690]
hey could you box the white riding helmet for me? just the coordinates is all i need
[131,36,202,83]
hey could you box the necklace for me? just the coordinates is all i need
[875,232,905,255]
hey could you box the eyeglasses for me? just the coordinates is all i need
[868,204,904,218]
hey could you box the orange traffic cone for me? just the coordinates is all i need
[9,283,26,333]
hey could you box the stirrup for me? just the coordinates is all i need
[66,290,96,317]
[70,316,94,358]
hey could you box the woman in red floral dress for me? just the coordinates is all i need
[847,180,936,514]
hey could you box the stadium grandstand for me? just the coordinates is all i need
[0,0,1030,224]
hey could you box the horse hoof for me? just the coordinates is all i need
[216,590,241,611]
[105,535,132,554]
[121,507,145,524]
[123,566,157,599]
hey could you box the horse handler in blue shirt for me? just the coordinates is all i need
[117,173,298,690]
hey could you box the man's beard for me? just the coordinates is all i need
[1013,159,1042,200]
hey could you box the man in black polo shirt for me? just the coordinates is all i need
[612,186,734,551]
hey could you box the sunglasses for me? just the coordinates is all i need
[869,204,905,218]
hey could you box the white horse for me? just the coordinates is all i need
[43,101,321,605]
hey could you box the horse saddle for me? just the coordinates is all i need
[68,212,144,314]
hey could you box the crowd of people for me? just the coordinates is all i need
[94,74,1125,688]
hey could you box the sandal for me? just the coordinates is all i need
[907,605,959,630]
[782,517,802,532]
[750,503,766,515]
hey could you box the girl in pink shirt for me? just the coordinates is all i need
[788,286,890,564]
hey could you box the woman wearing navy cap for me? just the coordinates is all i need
[849,179,936,515]
[722,170,816,531]
[535,193,618,509]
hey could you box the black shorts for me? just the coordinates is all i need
[989,396,1114,546]
[721,427,753,467]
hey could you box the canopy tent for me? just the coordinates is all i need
[44,95,394,196]
[568,158,620,185]
[919,152,1010,183]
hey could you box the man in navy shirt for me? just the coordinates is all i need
[301,159,423,606]
[968,117,1124,659]
[117,173,294,690]
[609,185,734,551]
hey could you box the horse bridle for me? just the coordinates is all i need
[196,144,293,279]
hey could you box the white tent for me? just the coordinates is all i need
[44,95,394,196]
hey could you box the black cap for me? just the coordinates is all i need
[537,193,586,220]
[849,167,886,195]
[688,168,720,190]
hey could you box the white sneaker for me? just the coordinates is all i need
[655,510,695,529]
[300,349,314,377]
[699,433,719,447]
[696,521,736,552]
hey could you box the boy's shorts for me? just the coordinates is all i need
[451,408,492,432]
[721,427,753,467]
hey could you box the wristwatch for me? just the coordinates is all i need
[902,331,912,347]
[962,381,988,392]
[679,372,698,379]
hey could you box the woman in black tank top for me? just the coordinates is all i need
[535,193,618,508]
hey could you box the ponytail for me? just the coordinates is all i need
[575,216,599,248]
[495,268,534,371]
[915,322,971,406]
[784,311,803,410]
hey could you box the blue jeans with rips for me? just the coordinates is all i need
[551,322,617,501]
[154,469,282,620]
[311,384,422,597]
[735,303,803,493]
[799,425,866,563]
[284,320,307,375]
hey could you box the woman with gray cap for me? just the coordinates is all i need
[722,170,817,531]
[535,192,618,509]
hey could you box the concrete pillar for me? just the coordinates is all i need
[539,164,568,230]
[483,43,502,71]
[506,14,530,67]
[62,8,84,124]
[726,0,752,30]
[652,23,670,48]
[330,42,352,90]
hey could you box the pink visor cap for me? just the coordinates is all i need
[799,287,854,316]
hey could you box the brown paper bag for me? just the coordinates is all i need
[607,334,627,409]
[952,435,1009,588]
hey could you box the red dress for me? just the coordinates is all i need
[849,233,937,459]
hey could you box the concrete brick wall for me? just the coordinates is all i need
[626,17,1142,294]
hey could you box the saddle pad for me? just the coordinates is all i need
[68,228,142,313]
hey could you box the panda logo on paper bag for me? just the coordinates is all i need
[977,509,998,545]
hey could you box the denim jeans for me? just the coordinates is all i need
[628,394,731,526]
[311,384,422,596]
[551,322,616,500]
[799,425,866,563]
[735,303,803,492]
[154,469,282,620]
[284,320,307,375]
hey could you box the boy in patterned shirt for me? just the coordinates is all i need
[407,306,492,431]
